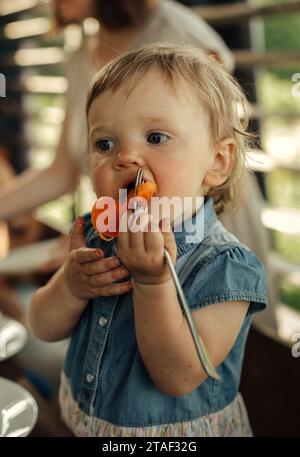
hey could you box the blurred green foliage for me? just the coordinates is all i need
[256,0,300,310]
[266,169,300,209]
[280,278,300,312]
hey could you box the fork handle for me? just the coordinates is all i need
[163,249,220,381]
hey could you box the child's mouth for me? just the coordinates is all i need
[116,178,137,203]
[124,180,136,194]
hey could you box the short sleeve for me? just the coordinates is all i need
[184,246,268,316]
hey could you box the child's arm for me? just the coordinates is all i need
[29,218,132,342]
[118,210,249,397]
[29,265,88,342]
[133,279,249,397]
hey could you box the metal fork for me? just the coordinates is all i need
[133,168,220,381]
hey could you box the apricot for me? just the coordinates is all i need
[91,181,157,241]
[136,181,157,202]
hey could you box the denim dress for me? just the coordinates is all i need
[59,198,267,436]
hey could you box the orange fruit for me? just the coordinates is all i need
[136,182,157,202]
[91,198,120,240]
[91,181,157,241]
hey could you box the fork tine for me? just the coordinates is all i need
[135,168,143,191]
[133,169,144,211]
[133,169,142,211]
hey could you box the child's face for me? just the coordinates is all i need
[88,69,215,209]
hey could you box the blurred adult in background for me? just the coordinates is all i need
[0,151,69,393]
[0,153,12,258]
[0,153,26,325]
[0,0,233,224]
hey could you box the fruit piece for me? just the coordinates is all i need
[91,181,157,241]
[91,198,119,240]
[136,181,157,202]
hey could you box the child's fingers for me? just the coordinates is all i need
[86,266,130,287]
[143,220,163,253]
[120,205,150,251]
[160,218,176,262]
[81,256,121,275]
[69,216,86,251]
[118,210,131,253]
[118,208,133,236]
[97,280,132,297]
[128,210,150,251]
[73,248,104,264]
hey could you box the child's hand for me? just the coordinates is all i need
[117,207,177,286]
[64,217,132,300]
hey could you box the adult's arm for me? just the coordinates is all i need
[0,113,81,221]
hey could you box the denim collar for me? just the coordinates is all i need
[174,198,217,258]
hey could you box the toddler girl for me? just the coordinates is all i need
[29,44,267,437]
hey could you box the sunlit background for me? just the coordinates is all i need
[1,0,300,344]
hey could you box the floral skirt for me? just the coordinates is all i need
[59,372,253,437]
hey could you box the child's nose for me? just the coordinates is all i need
[114,147,146,169]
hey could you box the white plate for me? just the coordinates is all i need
[0,315,27,361]
[0,377,38,437]
[0,238,60,275]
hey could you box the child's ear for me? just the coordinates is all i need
[203,138,236,188]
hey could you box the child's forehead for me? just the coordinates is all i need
[89,67,204,116]
[104,69,176,101]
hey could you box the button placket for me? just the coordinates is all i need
[80,290,119,415]
[98,316,108,327]
[86,373,94,383]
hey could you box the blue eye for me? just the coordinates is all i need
[147,132,169,145]
[95,139,114,152]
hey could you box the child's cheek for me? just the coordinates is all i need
[91,168,103,197]
[91,167,113,199]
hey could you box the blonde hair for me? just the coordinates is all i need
[86,44,252,214]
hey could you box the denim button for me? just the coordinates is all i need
[86,373,94,383]
[98,316,108,327]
